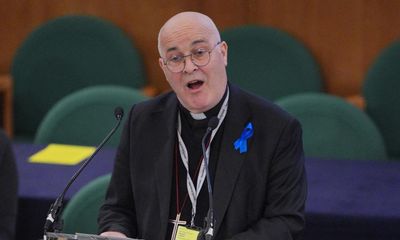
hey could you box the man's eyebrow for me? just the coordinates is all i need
[166,46,178,53]
[191,39,207,46]
[165,39,208,53]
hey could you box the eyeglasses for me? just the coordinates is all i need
[162,42,222,73]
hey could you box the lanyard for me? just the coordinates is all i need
[176,89,229,226]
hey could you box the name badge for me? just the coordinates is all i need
[175,226,200,240]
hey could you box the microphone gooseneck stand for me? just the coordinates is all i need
[43,107,124,239]
[199,116,219,240]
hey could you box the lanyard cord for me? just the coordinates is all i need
[174,138,211,215]
[176,88,229,225]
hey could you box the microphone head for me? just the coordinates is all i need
[114,107,124,120]
[208,116,219,130]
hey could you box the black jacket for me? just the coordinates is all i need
[99,84,307,240]
[0,129,18,240]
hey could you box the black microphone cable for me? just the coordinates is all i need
[199,116,219,240]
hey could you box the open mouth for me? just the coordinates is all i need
[187,80,204,90]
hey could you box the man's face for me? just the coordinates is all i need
[158,21,228,113]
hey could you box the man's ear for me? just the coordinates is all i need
[220,41,228,66]
[158,58,165,69]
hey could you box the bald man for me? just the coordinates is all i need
[98,12,306,240]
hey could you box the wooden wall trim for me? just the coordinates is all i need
[1,0,400,97]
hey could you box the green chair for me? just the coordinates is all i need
[12,15,147,139]
[221,25,323,101]
[34,85,148,147]
[276,93,387,160]
[62,174,111,234]
[363,40,400,159]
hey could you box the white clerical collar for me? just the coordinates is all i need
[186,85,229,121]
[189,112,207,120]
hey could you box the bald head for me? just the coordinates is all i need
[156,11,228,113]
[158,12,221,56]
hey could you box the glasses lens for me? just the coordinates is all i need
[165,43,218,73]
[192,52,210,67]
[166,60,184,73]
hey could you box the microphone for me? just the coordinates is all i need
[43,107,124,238]
[199,116,219,240]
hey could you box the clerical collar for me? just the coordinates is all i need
[178,86,228,121]
[190,112,206,120]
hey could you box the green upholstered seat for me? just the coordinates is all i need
[34,85,148,147]
[62,174,111,234]
[363,40,400,159]
[221,25,323,101]
[276,93,387,160]
[12,15,146,139]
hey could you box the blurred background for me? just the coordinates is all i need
[1,1,400,240]
[1,0,399,98]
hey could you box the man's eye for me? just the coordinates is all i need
[193,49,207,57]
[169,55,183,63]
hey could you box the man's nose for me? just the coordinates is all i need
[183,56,198,73]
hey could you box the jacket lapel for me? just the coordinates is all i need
[213,85,252,235]
[152,94,178,238]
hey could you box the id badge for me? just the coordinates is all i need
[175,225,200,240]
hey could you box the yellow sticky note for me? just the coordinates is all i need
[176,226,200,240]
[29,144,96,165]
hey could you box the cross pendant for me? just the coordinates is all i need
[169,213,187,240]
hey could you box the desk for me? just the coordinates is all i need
[14,143,116,240]
[304,158,400,240]
[14,144,400,240]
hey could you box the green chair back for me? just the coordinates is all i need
[276,93,387,160]
[34,85,148,147]
[62,174,111,234]
[221,25,323,101]
[363,40,400,159]
[12,15,146,139]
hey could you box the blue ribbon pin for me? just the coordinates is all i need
[233,122,254,154]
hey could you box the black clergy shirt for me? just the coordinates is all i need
[166,91,227,239]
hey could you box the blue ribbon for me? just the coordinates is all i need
[233,122,254,154]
